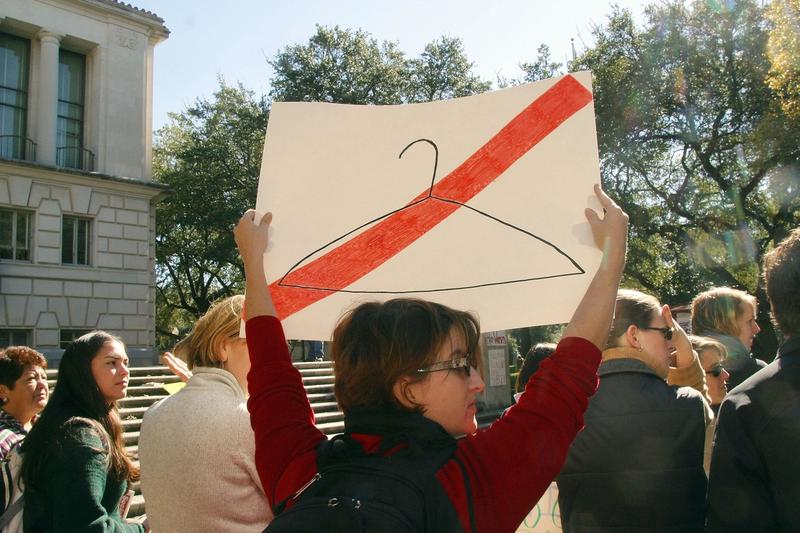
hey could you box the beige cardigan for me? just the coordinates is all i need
[139,367,273,532]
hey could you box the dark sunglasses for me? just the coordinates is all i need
[706,364,725,378]
[417,353,477,378]
[642,326,674,341]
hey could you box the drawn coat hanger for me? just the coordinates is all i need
[278,138,584,294]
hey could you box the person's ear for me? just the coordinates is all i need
[625,324,642,350]
[392,377,417,409]
[217,338,231,363]
[0,384,11,404]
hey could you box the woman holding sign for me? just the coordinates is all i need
[237,185,627,532]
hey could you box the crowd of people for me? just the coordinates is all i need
[0,184,796,532]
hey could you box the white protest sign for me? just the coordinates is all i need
[256,72,602,340]
[516,482,562,532]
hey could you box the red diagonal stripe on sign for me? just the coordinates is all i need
[270,74,593,319]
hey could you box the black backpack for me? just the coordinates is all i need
[264,434,472,533]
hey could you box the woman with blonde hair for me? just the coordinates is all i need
[558,289,711,532]
[139,295,272,532]
[691,287,766,390]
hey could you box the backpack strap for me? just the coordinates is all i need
[452,455,477,533]
[0,441,25,530]
[0,494,23,529]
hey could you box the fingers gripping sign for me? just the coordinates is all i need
[236,210,278,320]
[235,210,272,267]
[585,184,628,266]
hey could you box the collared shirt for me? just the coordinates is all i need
[0,409,26,461]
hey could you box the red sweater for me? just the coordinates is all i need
[246,315,600,533]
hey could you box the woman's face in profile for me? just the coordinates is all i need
[734,302,760,351]
[404,328,486,437]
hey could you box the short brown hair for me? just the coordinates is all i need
[331,298,481,413]
[606,289,661,349]
[763,228,800,337]
[0,346,47,389]
[691,287,757,337]
[174,295,244,369]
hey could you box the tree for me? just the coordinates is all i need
[519,44,564,83]
[269,25,407,104]
[270,26,491,105]
[572,0,800,358]
[766,0,800,118]
[497,43,564,88]
[405,36,491,102]
[154,81,268,346]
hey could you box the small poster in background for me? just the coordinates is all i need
[487,347,507,387]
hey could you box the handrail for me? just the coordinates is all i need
[56,145,95,171]
[0,135,37,162]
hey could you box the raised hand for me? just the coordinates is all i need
[585,184,628,267]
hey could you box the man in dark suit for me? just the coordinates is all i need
[707,228,800,532]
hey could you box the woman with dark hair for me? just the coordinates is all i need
[514,343,557,401]
[20,331,146,532]
[236,184,629,532]
[0,346,48,460]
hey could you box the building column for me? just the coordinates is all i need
[36,31,62,166]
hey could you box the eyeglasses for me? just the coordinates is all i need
[417,354,476,378]
[641,326,673,340]
[705,364,725,378]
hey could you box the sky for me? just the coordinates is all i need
[132,0,655,130]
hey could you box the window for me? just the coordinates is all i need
[60,329,91,349]
[61,216,91,265]
[0,208,31,261]
[56,49,85,169]
[0,329,31,349]
[0,33,31,160]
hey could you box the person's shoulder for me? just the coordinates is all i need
[56,416,108,450]
[728,357,800,409]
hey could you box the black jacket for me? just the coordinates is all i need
[706,335,800,532]
[557,356,707,533]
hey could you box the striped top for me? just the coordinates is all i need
[0,409,26,461]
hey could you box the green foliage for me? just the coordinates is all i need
[269,25,407,104]
[520,44,564,83]
[498,44,564,88]
[405,36,492,102]
[766,0,800,118]
[270,26,491,104]
[509,324,566,366]
[573,0,800,358]
[154,80,268,347]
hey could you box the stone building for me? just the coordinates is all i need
[0,0,169,364]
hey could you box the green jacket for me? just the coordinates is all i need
[23,416,142,533]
